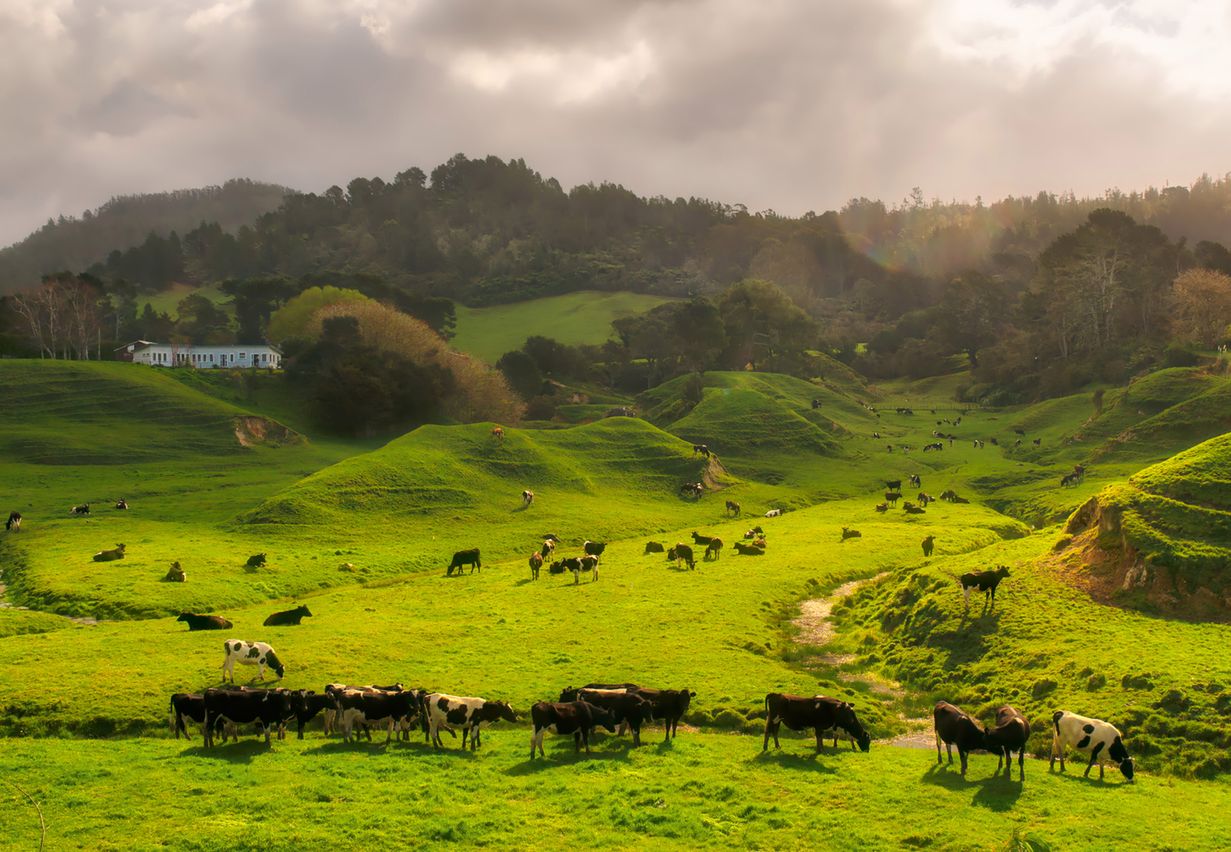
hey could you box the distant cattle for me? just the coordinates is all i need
[263,605,313,627]
[529,551,544,579]
[921,535,935,558]
[333,688,419,744]
[764,508,783,518]
[917,492,934,506]
[245,553,266,568]
[574,554,599,583]
[705,538,723,560]
[1032,438,1042,446]
[540,539,556,559]
[114,498,128,510]
[70,503,90,516]
[884,491,901,506]
[203,687,291,747]
[558,555,583,578]
[733,541,764,556]
[725,500,741,517]
[959,566,1009,609]
[763,693,871,753]
[93,543,126,562]
[583,540,606,561]
[885,479,902,490]
[221,639,285,682]
[874,502,888,513]
[933,700,985,775]
[909,474,921,488]
[743,526,763,539]
[426,693,518,750]
[491,426,505,441]
[939,490,957,502]
[904,503,925,514]
[530,700,615,758]
[985,705,1031,779]
[177,612,232,631]
[6,511,22,532]
[448,548,481,576]
[811,398,822,409]
[691,531,715,546]
[644,541,664,554]
[1051,711,1134,781]
[548,560,566,575]
[522,489,534,507]
[680,482,704,499]
[668,543,695,569]
[841,527,861,541]
[692,444,710,458]
[163,561,186,582]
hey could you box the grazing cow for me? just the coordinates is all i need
[691,531,715,546]
[522,489,534,507]
[333,688,419,744]
[576,689,655,746]
[743,526,764,539]
[985,705,1031,779]
[203,687,292,747]
[959,566,1010,609]
[426,693,518,750]
[875,502,888,513]
[447,548,481,576]
[530,700,616,758]
[491,426,505,441]
[1050,711,1134,781]
[93,543,126,562]
[70,503,90,515]
[885,479,902,490]
[177,612,232,631]
[841,527,861,541]
[884,491,902,506]
[692,444,710,458]
[583,540,607,561]
[574,554,599,583]
[705,538,723,560]
[5,511,20,532]
[933,701,985,775]
[115,498,128,510]
[245,553,266,568]
[263,605,313,627]
[725,500,741,517]
[644,541,664,554]
[765,508,783,518]
[924,442,944,452]
[909,474,921,488]
[904,503,926,515]
[540,539,556,559]
[733,541,765,556]
[529,551,543,579]
[763,693,872,753]
[221,639,285,682]
[668,543,695,569]
[680,482,704,499]
[921,535,935,557]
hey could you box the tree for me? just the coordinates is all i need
[717,279,818,371]
[931,273,1009,367]
[496,350,544,400]
[176,293,234,344]
[266,286,368,344]
[1171,268,1231,346]
[10,275,106,359]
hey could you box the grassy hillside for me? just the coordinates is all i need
[139,281,231,318]
[451,290,676,363]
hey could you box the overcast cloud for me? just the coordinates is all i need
[2,0,1230,246]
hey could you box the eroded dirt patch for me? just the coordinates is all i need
[793,573,888,649]
[234,416,302,448]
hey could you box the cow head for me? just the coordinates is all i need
[836,702,872,752]
[265,650,286,679]
[489,700,518,724]
[559,687,580,702]
[1110,738,1135,781]
[585,702,617,733]
[176,612,190,622]
[296,605,313,618]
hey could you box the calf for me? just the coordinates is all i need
[874,502,888,513]
[644,541,664,554]
[5,511,21,532]
[725,500,741,517]
[448,548,481,576]
[985,705,1031,779]
[263,605,312,627]
[177,612,232,631]
[577,689,655,746]
[530,700,616,758]
[70,503,90,515]
[705,538,723,560]
[203,687,292,747]
[668,543,695,570]
[841,527,861,541]
[1050,711,1134,781]
[959,566,1010,609]
[221,639,285,682]
[93,543,126,562]
[529,551,543,579]
[583,540,606,561]
[426,693,518,750]
[921,535,935,557]
[763,693,872,753]
[933,701,985,775]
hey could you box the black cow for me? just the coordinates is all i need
[691,531,715,546]
[203,687,292,747]
[530,700,616,758]
[762,693,872,753]
[263,605,313,627]
[70,503,90,516]
[633,687,696,741]
[170,693,205,739]
[583,540,606,561]
[245,553,266,568]
[577,689,655,746]
[692,444,710,458]
[548,560,567,575]
[448,548,481,576]
[885,479,902,490]
[668,543,695,570]
[5,511,21,532]
[286,690,335,739]
[933,700,985,775]
[644,541,664,554]
[176,612,233,631]
[959,566,1010,609]
[921,535,936,557]
[985,705,1031,779]
[733,542,764,556]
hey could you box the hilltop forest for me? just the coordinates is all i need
[3,155,1231,426]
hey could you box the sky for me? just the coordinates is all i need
[2,0,1230,246]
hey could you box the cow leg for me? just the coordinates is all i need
[959,748,968,776]
[530,729,538,760]
[1018,748,1025,780]
[946,742,954,764]
[815,727,823,753]
[573,730,582,753]
[763,718,773,752]
[935,731,943,764]
[1085,742,1105,778]
[582,728,592,755]
[203,711,212,748]
[996,748,1004,773]
[385,719,394,745]
[263,723,272,746]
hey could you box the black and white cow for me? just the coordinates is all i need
[221,639,285,682]
[447,548,481,576]
[985,705,1031,779]
[583,540,606,561]
[202,687,292,747]
[5,511,20,532]
[763,693,872,753]
[426,693,518,750]
[115,498,128,510]
[959,566,1010,609]
[177,612,233,631]
[522,490,534,507]
[70,503,90,516]
[530,700,616,758]
[263,605,313,626]
[933,700,985,775]
[574,554,599,583]
[332,688,419,744]
[668,543,695,570]
[1050,711,1134,781]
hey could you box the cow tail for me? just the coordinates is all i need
[1052,710,1063,735]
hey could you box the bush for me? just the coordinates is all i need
[1164,343,1201,368]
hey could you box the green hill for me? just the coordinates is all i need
[450,290,676,363]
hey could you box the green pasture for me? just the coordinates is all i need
[451,290,676,363]
[138,282,231,318]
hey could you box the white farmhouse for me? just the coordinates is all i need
[115,341,282,369]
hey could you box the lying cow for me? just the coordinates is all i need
[70,503,90,516]
[93,543,126,562]
[115,498,128,510]
[5,511,20,532]
[1050,711,1134,782]
[221,639,285,682]
[933,700,984,775]
[425,693,518,750]
[644,541,664,554]
[530,700,615,758]
[733,541,764,556]
[245,553,266,568]
[263,605,313,627]
[177,612,232,631]
[841,527,861,541]
[448,548,481,576]
[763,693,872,753]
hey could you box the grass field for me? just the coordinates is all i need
[3,357,1231,848]
[451,290,676,363]
[139,282,231,318]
